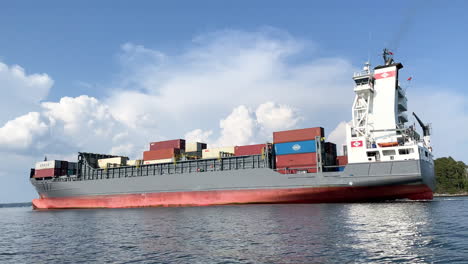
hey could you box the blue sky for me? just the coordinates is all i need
[0,1,467,202]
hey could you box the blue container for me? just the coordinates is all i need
[338,167,345,171]
[274,140,316,155]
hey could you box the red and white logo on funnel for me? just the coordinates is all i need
[374,71,396,79]
[351,140,363,147]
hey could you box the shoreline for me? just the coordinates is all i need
[434,193,468,197]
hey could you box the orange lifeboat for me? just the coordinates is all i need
[378,142,399,147]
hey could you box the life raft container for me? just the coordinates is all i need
[378,142,399,147]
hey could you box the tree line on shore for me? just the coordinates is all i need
[435,157,468,194]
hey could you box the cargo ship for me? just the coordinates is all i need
[30,49,435,209]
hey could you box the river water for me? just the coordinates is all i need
[1,197,467,263]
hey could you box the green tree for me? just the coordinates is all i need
[434,157,468,194]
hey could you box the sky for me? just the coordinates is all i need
[0,0,467,203]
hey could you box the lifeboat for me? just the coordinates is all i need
[378,142,399,147]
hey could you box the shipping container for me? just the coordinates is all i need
[34,168,64,178]
[336,156,348,166]
[67,162,77,170]
[185,142,207,152]
[35,160,63,170]
[273,127,324,143]
[274,140,316,155]
[150,139,185,151]
[143,158,174,165]
[97,157,128,169]
[275,153,318,168]
[127,160,143,166]
[202,146,235,159]
[143,149,180,161]
[234,144,266,156]
[324,142,337,155]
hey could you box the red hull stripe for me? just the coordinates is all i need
[32,184,433,209]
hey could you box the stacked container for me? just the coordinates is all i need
[202,146,235,159]
[185,142,208,158]
[323,142,337,171]
[273,127,324,174]
[33,160,68,178]
[234,144,266,156]
[97,157,128,169]
[150,139,185,151]
[144,139,187,164]
[68,162,77,175]
[143,148,180,161]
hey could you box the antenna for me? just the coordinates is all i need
[367,32,372,64]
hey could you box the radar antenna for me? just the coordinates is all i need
[383,48,394,65]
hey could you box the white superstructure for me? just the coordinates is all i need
[346,49,433,164]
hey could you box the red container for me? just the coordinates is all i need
[34,168,62,178]
[273,127,324,143]
[336,156,348,166]
[150,139,185,151]
[234,144,266,156]
[144,149,180,160]
[276,153,317,168]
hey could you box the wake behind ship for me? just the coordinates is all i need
[30,49,435,209]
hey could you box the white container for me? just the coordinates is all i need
[143,158,174,165]
[202,146,235,159]
[98,157,128,169]
[127,160,143,166]
[186,142,206,152]
[35,160,62,170]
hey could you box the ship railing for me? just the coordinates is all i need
[69,154,270,181]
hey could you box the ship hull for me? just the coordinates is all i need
[31,159,435,209]
[32,183,432,209]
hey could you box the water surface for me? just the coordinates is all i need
[1,197,467,263]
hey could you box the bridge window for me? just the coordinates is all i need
[398,148,414,155]
[382,150,396,156]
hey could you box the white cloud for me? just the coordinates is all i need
[184,129,214,144]
[0,112,48,150]
[255,102,301,137]
[108,29,355,137]
[216,105,255,147]
[0,62,53,123]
